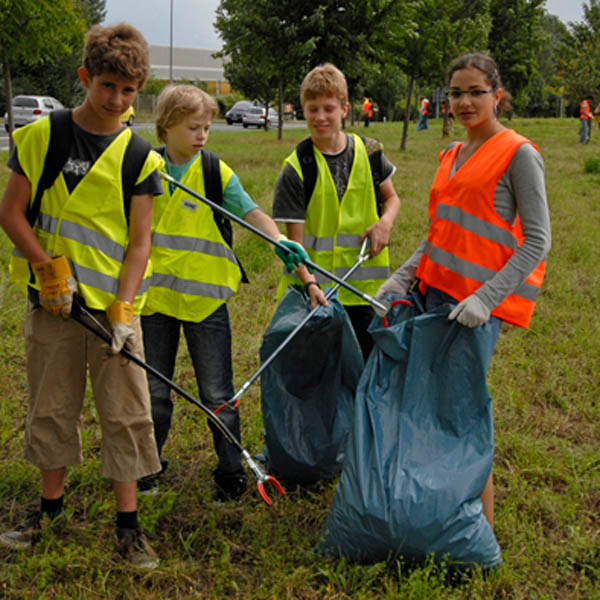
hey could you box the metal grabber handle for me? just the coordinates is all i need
[70,300,285,506]
[160,171,390,317]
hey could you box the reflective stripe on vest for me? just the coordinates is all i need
[276,134,389,305]
[9,117,162,311]
[142,152,242,322]
[416,128,546,329]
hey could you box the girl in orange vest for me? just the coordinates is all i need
[377,52,551,530]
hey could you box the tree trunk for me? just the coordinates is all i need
[3,58,15,152]
[400,74,415,151]
[277,78,283,140]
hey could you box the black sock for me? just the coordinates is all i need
[116,510,139,531]
[40,495,64,519]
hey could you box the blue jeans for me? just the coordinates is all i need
[416,113,429,130]
[580,119,591,144]
[141,304,243,475]
[425,287,502,348]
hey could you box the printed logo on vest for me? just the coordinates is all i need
[182,200,198,211]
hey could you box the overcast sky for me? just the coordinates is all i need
[103,0,587,49]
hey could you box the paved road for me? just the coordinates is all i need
[0,120,307,151]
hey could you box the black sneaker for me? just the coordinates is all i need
[138,474,160,497]
[213,469,248,502]
[115,527,159,570]
[0,511,43,549]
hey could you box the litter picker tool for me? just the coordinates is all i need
[70,300,285,506]
[215,238,371,415]
[160,171,390,317]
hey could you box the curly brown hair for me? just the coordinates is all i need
[83,22,150,89]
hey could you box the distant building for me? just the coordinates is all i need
[149,44,231,95]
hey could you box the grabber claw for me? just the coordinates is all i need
[242,450,285,506]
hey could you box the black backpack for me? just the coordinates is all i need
[295,136,384,216]
[26,109,150,228]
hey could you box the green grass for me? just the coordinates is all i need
[1,117,599,598]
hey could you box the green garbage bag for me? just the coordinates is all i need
[259,285,364,483]
[318,294,502,568]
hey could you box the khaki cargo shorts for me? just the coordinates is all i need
[23,304,160,482]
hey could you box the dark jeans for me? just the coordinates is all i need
[344,304,376,361]
[141,304,243,475]
[425,287,502,348]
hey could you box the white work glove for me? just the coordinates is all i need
[375,277,409,299]
[375,266,415,299]
[106,300,136,354]
[448,294,491,328]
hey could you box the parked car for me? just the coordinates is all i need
[242,107,278,128]
[3,95,64,132]
[225,100,256,124]
[120,105,135,126]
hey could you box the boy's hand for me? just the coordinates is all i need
[274,234,312,273]
[31,255,78,317]
[106,300,135,354]
[360,219,392,258]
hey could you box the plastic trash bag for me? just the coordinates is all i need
[259,285,364,483]
[317,295,502,569]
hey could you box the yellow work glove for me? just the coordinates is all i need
[106,300,136,354]
[31,255,78,317]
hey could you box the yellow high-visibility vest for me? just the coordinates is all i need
[276,134,389,305]
[143,152,242,322]
[10,116,162,312]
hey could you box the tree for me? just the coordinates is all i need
[487,0,546,114]
[215,0,399,138]
[4,1,106,114]
[216,0,321,138]
[556,0,600,106]
[381,0,491,150]
[1,0,84,149]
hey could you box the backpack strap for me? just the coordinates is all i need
[201,149,229,244]
[361,136,384,217]
[296,137,318,209]
[26,109,73,227]
[122,131,152,224]
[201,149,249,283]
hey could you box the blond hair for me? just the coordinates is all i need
[300,63,348,107]
[156,85,219,143]
[83,22,150,89]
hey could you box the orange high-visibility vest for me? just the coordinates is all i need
[580,100,591,120]
[416,129,546,329]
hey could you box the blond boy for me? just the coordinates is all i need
[273,63,401,358]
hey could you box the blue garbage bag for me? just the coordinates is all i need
[317,295,502,569]
[259,285,364,483]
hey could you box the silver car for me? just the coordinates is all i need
[4,95,65,132]
[242,106,278,128]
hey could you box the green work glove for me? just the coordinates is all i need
[274,234,312,273]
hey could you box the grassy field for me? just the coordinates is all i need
[0,117,598,599]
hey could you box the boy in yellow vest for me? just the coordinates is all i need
[138,85,307,500]
[0,23,164,569]
[272,63,401,358]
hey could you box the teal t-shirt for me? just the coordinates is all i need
[165,152,258,219]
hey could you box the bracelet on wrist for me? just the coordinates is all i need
[304,281,321,293]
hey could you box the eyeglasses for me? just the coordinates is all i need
[446,89,494,100]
